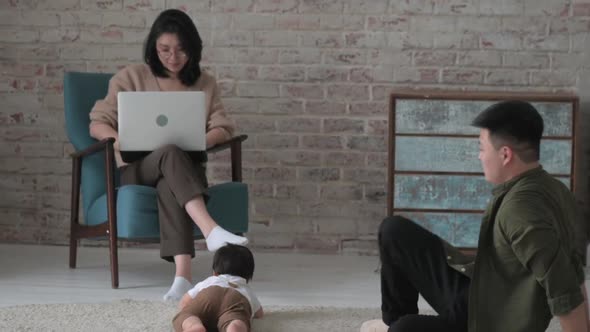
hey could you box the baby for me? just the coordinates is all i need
[173,244,263,332]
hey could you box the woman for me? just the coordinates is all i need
[89,9,248,301]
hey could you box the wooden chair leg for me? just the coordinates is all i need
[69,157,81,269]
[69,237,78,269]
[109,231,119,289]
[105,142,119,288]
[69,214,78,268]
[230,140,243,182]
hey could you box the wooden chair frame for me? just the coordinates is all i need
[68,135,248,288]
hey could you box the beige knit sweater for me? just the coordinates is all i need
[89,64,235,167]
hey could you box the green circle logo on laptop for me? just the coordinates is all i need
[156,115,168,127]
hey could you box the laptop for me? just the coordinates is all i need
[117,91,207,163]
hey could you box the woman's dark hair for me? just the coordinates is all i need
[144,9,203,86]
[212,244,255,281]
[472,100,544,162]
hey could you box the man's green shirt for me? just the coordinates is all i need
[444,167,585,332]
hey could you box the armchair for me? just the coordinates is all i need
[63,71,249,288]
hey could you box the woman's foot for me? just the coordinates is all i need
[163,276,192,301]
[206,226,248,252]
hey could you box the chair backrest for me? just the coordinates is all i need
[64,72,115,220]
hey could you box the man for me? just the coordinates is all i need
[362,101,589,332]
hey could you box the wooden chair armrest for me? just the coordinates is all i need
[206,135,248,154]
[70,137,116,159]
[206,135,248,182]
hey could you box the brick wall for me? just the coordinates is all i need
[1,0,589,254]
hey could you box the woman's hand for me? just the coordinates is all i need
[205,127,229,148]
[89,122,119,145]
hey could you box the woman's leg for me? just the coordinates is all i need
[121,162,193,300]
[121,144,247,250]
[121,145,247,299]
[154,177,195,300]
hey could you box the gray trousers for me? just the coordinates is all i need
[119,144,208,262]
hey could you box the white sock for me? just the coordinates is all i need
[163,276,192,301]
[206,226,248,252]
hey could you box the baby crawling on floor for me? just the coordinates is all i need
[172,244,263,332]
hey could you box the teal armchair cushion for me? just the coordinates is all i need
[86,182,249,239]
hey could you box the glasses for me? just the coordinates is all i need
[157,49,188,60]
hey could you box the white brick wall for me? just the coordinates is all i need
[0,0,588,254]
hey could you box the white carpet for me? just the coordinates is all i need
[0,299,381,332]
[0,299,563,332]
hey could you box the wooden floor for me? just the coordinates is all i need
[0,243,389,309]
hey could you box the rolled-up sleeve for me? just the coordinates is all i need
[499,198,584,316]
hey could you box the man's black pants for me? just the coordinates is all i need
[379,216,471,332]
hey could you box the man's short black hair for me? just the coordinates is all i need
[212,244,255,281]
[472,100,544,163]
[144,9,203,86]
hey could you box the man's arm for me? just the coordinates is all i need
[584,285,590,329]
[557,294,588,332]
[558,286,589,332]
[498,198,584,316]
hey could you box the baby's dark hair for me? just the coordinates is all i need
[212,244,255,281]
